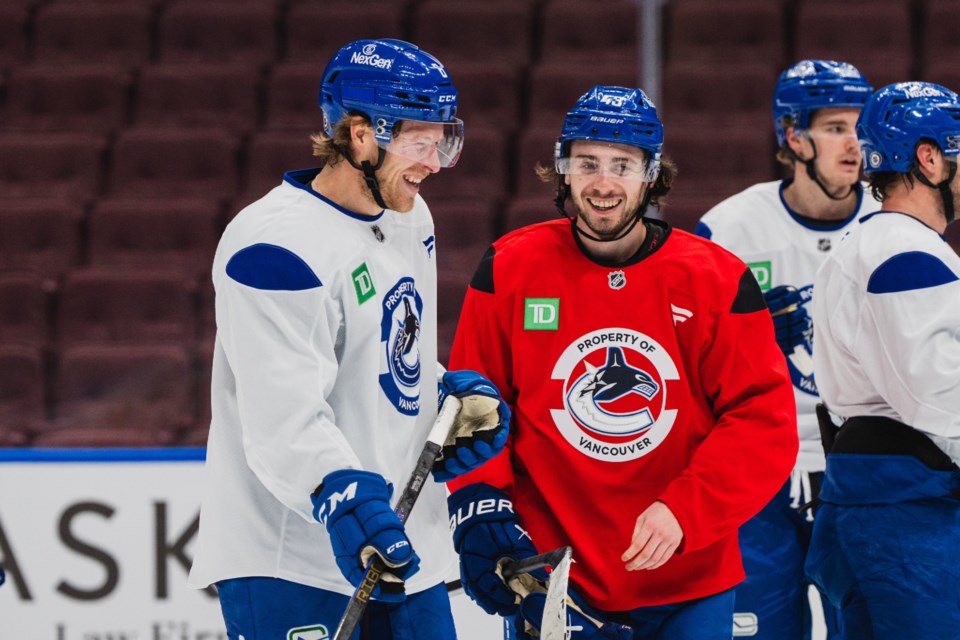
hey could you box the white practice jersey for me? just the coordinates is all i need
[812,211,960,466]
[188,169,455,594]
[697,181,880,471]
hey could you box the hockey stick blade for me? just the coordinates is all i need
[332,395,463,640]
[502,546,574,640]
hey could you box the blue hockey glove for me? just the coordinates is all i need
[764,285,810,356]
[433,370,511,483]
[0,564,4,587]
[311,469,420,602]
[515,591,633,639]
[449,483,538,616]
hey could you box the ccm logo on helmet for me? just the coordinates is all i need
[438,95,456,103]
[350,50,393,70]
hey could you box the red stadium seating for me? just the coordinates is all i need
[109,128,240,199]
[666,0,785,69]
[284,2,406,66]
[0,272,51,348]
[423,125,509,199]
[441,59,524,127]
[0,199,84,276]
[134,63,261,134]
[33,3,154,65]
[0,133,106,201]
[87,198,221,275]
[922,1,960,81]
[412,1,535,65]
[514,126,560,201]
[3,64,131,134]
[0,6,29,68]
[661,61,772,128]
[526,61,640,128]
[263,63,325,132]
[503,196,558,235]
[57,268,198,346]
[539,0,640,64]
[241,130,318,198]
[0,345,46,446]
[157,1,277,66]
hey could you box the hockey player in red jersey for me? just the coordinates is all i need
[445,85,799,638]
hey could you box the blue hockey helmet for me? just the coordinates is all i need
[858,82,960,174]
[319,39,463,167]
[773,60,873,147]
[556,85,663,182]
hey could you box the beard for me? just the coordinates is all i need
[575,205,639,241]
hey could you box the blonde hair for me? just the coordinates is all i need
[309,113,372,166]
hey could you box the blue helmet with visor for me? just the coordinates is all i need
[319,38,463,169]
[556,85,663,184]
[773,59,873,147]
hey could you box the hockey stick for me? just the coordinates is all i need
[332,395,464,640]
[502,546,574,640]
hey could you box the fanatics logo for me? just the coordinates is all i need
[608,270,626,290]
[670,304,692,325]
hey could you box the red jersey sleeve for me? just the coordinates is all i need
[658,267,799,554]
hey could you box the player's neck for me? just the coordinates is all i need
[883,188,949,234]
[782,174,858,222]
[577,218,647,263]
[311,163,382,217]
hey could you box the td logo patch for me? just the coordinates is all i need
[524,298,559,330]
[378,277,423,415]
[747,261,772,292]
[551,328,679,461]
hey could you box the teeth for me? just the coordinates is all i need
[405,176,422,185]
[587,197,621,211]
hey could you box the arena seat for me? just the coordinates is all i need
[263,63,325,132]
[0,5,28,67]
[539,0,640,64]
[57,268,198,346]
[241,130,318,198]
[157,1,277,66]
[423,124,509,199]
[412,1,534,65]
[283,2,406,66]
[661,61,772,128]
[0,132,106,201]
[3,63,131,134]
[921,0,960,80]
[526,60,640,127]
[134,63,261,134]
[87,198,221,276]
[666,0,785,69]
[109,128,240,199]
[0,344,46,446]
[503,196,558,235]
[0,272,51,348]
[33,2,154,66]
[0,199,84,276]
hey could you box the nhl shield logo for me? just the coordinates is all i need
[550,328,680,462]
[608,270,626,290]
[817,238,831,252]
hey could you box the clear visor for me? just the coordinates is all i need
[379,119,464,168]
[556,154,660,182]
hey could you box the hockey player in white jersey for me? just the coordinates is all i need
[696,60,876,640]
[806,81,960,640]
[187,39,510,639]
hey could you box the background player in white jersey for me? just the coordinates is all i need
[807,81,960,640]
[187,39,510,639]
[695,60,876,640]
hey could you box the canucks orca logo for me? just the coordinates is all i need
[551,329,680,461]
[568,347,660,436]
[379,277,423,415]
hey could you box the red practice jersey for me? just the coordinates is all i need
[448,218,798,611]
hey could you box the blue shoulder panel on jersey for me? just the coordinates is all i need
[693,221,713,239]
[226,243,322,291]
[867,251,959,294]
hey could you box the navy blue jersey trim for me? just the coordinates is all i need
[778,179,863,231]
[867,251,959,294]
[694,221,712,239]
[283,168,385,221]
[226,243,322,291]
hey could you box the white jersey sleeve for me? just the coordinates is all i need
[696,181,880,471]
[812,211,960,465]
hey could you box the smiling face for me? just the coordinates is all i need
[374,121,446,212]
[564,140,651,240]
[791,107,862,193]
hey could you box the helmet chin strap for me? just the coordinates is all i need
[554,180,652,243]
[912,158,957,223]
[339,144,388,209]
[790,136,857,202]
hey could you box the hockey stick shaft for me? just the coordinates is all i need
[333,395,463,640]
[501,546,572,580]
